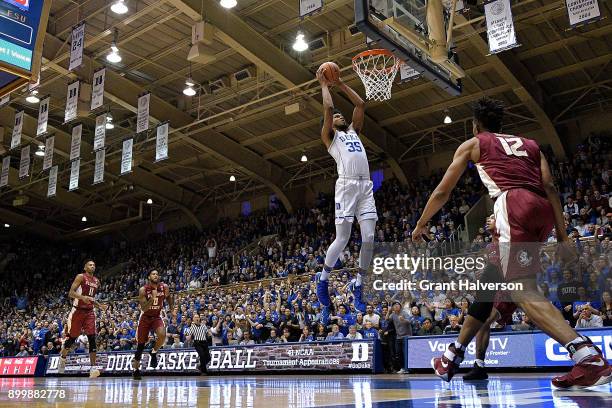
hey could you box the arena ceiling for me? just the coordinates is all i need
[0,0,610,237]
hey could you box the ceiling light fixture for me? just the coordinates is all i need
[111,0,128,14]
[106,29,122,63]
[443,110,452,124]
[229,175,236,182]
[35,145,45,157]
[105,115,115,130]
[292,32,308,52]
[25,90,39,104]
[301,154,308,162]
[81,216,87,222]
[147,198,153,205]
[3,224,9,228]
[183,78,196,96]
[220,0,237,9]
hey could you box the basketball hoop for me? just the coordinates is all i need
[352,49,400,102]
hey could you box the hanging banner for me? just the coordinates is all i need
[565,0,601,27]
[70,124,82,161]
[64,81,80,123]
[299,0,323,17]
[93,114,106,151]
[69,23,85,71]
[43,136,54,171]
[136,93,150,134]
[91,68,106,111]
[155,122,169,162]
[10,111,23,150]
[0,95,9,107]
[0,156,10,188]
[37,96,50,136]
[484,0,519,54]
[69,159,80,191]
[399,63,420,83]
[120,138,133,175]
[93,148,105,185]
[19,145,30,179]
[47,166,58,198]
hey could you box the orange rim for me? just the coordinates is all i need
[352,49,395,62]
[352,49,400,75]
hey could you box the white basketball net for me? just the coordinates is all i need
[353,50,400,101]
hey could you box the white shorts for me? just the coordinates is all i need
[334,177,378,224]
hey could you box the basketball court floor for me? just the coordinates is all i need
[0,374,609,407]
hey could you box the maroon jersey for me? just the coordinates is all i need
[141,283,168,318]
[475,132,544,198]
[72,273,99,310]
[486,234,500,267]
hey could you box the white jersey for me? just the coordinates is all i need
[328,127,370,178]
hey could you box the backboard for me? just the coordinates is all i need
[355,0,465,96]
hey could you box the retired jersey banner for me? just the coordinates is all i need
[47,165,58,198]
[120,138,133,175]
[136,93,150,134]
[565,0,601,27]
[93,114,106,151]
[70,124,82,161]
[484,0,519,54]
[91,68,105,111]
[399,63,420,83]
[299,0,323,17]
[0,156,10,187]
[69,23,85,71]
[42,136,54,171]
[19,145,30,179]
[93,148,105,185]
[36,96,50,136]
[10,111,23,150]
[64,80,79,123]
[155,122,169,162]
[69,159,80,191]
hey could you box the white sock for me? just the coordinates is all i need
[320,269,330,281]
[454,341,466,351]
[475,359,485,368]
[355,273,363,287]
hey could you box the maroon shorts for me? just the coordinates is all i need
[67,308,96,337]
[136,314,165,344]
[493,291,517,326]
[494,189,554,280]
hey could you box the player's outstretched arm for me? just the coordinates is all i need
[337,80,365,134]
[317,68,334,149]
[413,138,479,241]
[540,152,569,243]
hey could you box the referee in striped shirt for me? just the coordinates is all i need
[185,314,210,374]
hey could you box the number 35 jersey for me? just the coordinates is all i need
[475,132,545,199]
[328,127,370,179]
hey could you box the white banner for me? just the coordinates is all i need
[565,0,600,27]
[69,23,85,71]
[136,93,150,134]
[484,0,519,54]
[69,159,80,191]
[37,96,50,136]
[93,148,105,185]
[47,166,58,198]
[299,0,323,17]
[120,138,133,175]
[19,145,30,179]
[64,81,79,123]
[94,114,106,151]
[91,68,106,111]
[43,136,54,171]
[399,63,420,82]
[0,156,9,187]
[155,123,169,162]
[10,111,23,150]
[70,124,82,161]
[0,95,9,107]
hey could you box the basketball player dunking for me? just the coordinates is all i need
[315,64,377,321]
[132,269,173,380]
[58,259,107,378]
[412,97,611,389]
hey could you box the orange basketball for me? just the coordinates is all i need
[320,62,340,84]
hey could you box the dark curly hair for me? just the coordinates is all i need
[473,97,504,133]
[320,108,344,131]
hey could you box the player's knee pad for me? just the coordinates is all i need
[135,343,145,361]
[64,337,76,349]
[468,301,494,323]
[87,335,97,353]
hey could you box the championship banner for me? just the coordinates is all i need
[93,114,106,151]
[120,138,133,175]
[64,80,79,123]
[0,357,41,377]
[42,135,54,171]
[91,68,105,111]
[93,148,105,185]
[484,0,519,54]
[399,63,420,83]
[36,96,49,136]
[19,145,30,178]
[68,22,85,71]
[565,0,601,27]
[47,165,58,198]
[208,340,377,373]
[69,158,80,191]
[0,95,9,107]
[70,124,82,161]
[155,122,169,162]
[0,156,10,188]
[136,93,150,134]
[10,110,24,150]
[299,0,323,17]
